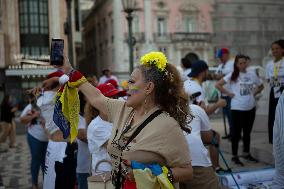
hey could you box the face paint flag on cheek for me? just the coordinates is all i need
[128,86,140,94]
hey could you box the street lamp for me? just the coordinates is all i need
[122,0,139,74]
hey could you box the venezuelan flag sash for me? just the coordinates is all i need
[53,70,87,142]
[131,161,174,189]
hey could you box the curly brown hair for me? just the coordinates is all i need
[138,63,193,133]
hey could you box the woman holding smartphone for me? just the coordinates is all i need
[215,54,264,166]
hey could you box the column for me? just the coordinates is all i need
[113,0,125,73]
[49,0,61,38]
[142,0,157,54]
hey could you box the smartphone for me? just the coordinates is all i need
[50,38,64,65]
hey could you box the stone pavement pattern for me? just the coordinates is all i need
[0,135,41,189]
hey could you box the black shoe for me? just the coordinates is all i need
[231,156,244,166]
[215,167,230,174]
[242,154,259,163]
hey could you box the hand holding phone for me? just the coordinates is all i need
[50,38,64,66]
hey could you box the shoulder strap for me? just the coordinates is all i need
[124,109,163,148]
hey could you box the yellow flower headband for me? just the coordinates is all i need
[140,51,168,72]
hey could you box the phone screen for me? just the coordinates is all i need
[50,39,64,65]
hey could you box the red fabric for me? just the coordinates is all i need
[105,79,118,88]
[123,178,137,189]
[97,83,125,97]
[47,70,64,79]
[69,70,84,82]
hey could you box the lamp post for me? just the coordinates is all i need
[122,0,138,74]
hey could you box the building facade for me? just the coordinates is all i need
[0,0,82,101]
[212,0,284,66]
[79,0,215,79]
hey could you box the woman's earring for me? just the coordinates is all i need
[144,97,147,115]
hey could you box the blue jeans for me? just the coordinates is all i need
[27,133,48,185]
[221,96,233,136]
[77,173,90,189]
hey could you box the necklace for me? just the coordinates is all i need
[111,110,136,151]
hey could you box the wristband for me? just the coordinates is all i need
[167,167,174,184]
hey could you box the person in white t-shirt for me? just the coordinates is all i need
[184,60,227,173]
[214,48,234,139]
[86,83,124,176]
[215,54,264,166]
[98,69,119,84]
[76,114,91,189]
[265,40,284,144]
[180,104,221,189]
[20,94,48,189]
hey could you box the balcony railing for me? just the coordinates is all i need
[171,32,212,42]
[152,32,212,43]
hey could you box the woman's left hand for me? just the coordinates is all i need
[122,159,135,181]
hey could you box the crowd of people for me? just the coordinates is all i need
[0,39,283,189]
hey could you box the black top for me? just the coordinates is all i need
[0,103,14,123]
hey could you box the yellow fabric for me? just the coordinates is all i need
[59,77,87,142]
[133,167,174,189]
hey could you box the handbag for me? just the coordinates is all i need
[88,160,114,189]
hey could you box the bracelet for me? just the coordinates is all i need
[167,167,174,184]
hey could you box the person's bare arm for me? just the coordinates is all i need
[199,100,226,115]
[77,129,88,143]
[254,84,264,96]
[201,130,213,144]
[215,78,234,97]
[20,111,40,125]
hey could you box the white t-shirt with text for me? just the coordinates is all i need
[224,71,262,111]
[265,58,284,86]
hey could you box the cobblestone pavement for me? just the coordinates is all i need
[0,135,43,189]
[0,115,274,189]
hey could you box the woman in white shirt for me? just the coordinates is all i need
[265,40,284,144]
[86,83,123,175]
[215,54,264,166]
[20,94,48,189]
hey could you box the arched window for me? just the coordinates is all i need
[19,0,49,56]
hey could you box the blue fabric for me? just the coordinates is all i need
[131,161,163,176]
[27,133,48,185]
[53,97,70,139]
[76,173,90,189]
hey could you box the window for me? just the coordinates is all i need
[184,16,196,32]
[74,0,80,31]
[157,17,167,36]
[19,0,49,56]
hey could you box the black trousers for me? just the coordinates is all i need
[268,87,284,144]
[55,142,77,189]
[231,107,256,156]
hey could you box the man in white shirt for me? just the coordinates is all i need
[184,60,226,173]
[98,69,119,84]
[214,48,234,139]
